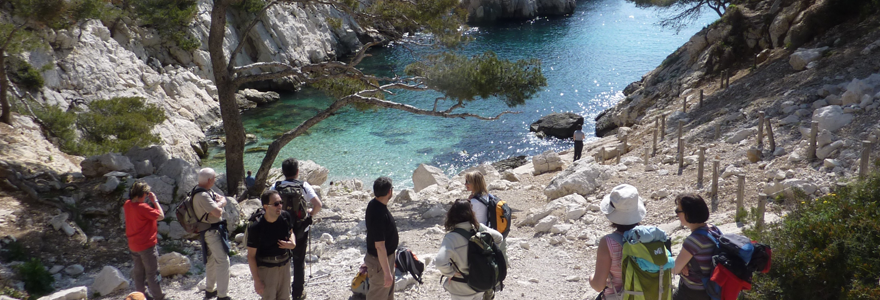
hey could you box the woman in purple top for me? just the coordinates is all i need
[671,193,721,300]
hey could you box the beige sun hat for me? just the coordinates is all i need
[600,184,646,225]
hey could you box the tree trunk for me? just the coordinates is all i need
[209,0,245,196]
[0,54,11,125]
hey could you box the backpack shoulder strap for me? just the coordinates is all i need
[693,227,720,247]
[607,232,625,246]
[189,186,210,222]
[473,194,490,206]
[453,228,474,239]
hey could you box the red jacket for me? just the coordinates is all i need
[711,264,751,300]
[124,200,162,252]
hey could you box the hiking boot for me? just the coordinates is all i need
[294,292,307,300]
[204,290,217,299]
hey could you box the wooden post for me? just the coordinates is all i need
[720,70,725,88]
[699,89,704,109]
[678,121,684,170]
[644,147,650,171]
[697,146,706,188]
[767,118,776,153]
[860,140,873,179]
[726,70,731,87]
[757,111,765,148]
[683,95,687,113]
[652,128,658,157]
[622,135,628,155]
[711,160,720,212]
[616,144,623,165]
[808,121,819,160]
[757,193,767,233]
[715,123,721,141]
[736,174,745,221]
[599,147,606,165]
[661,114,667,140]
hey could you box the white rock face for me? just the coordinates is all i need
[80,153,135,177]
[502,171,522,182]
[523,194,588,225]
[532,150,565,175]
[727,128,757,144]
[36,286,88,300]
[298,160,329,186]
[544,161,613,200]
[412,164,450,193]
[156,158,200,200]
[817,129,835,147]
[158,252,192,277]
[393,189,418,204]
[812,106,853,132]
[534,215,558,233]
[789,47,827,71]
[139,175,176,204]
[90,266,128,296]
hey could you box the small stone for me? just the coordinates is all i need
[64,264,84,276]
[49,265,64,274]
[747,148,761,163]
[566,275,582,282]
[320,233,335,244]
[657,169,669,176]
[91,266,129,296]
[534,216,558,233]
[89,236,105,243]
[60,223,76,236]
[551,224,571,234]
[519,241,530,250]
[823,159,839,169]
[773,147,786,156]
[529,278,540,283]
[234,233,245,243]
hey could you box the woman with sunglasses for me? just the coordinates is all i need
[671,193,721,300]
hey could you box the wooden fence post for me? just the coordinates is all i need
[599,147,606,165]
[808,121,819,160]
[757,111,765,148]
[699,89,704,108]
[715,123,721,141]
[616,143,623,165]
[726,70,731,87]
[720,70,725,88]
[860,140,873,179]
[644,147,650,171]
[622,135,628,155]
[736,174,745,222]
[683,95,687,113]
[697,146,706,188]
[661,114,667,140]
[678,121,685,170]
[757,193,767,233]
[767,118,776,153]
[652,128,658,157]
[711,160,720,212]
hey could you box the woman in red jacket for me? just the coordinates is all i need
[124,181,171,300]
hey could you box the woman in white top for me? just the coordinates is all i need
[435,199,504,300]
[464,171,490,225]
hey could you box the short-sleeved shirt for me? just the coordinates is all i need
[681,225,722,289]
[193,188,223,224]
[270,180,319,201]
[124,200,162,252]
[574,130,585,141]
[246,211,294,266]
[365,199,398,257]
[470,195,489,225]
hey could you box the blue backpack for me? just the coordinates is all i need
[693,228,771,300]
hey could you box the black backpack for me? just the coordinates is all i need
[275,181,309,226]
[395,247,425,284]
[475,194,512,238]
[450,228,507,292]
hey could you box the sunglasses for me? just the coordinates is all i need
[674,209,684,214]
[272,201,283,207]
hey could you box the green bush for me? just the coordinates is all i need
[743,171,880,300]
[2,241,28,261]
[75,97,167,155]
[132,0,200,51]
[232,0,267,13]
[16,259,54,297]
[32,103,78,151]
[7,57,45,90]
[0,286,29,300]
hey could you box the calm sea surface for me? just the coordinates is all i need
[206,0,717,187]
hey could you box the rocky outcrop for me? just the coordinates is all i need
[412,164,450,193]
[530,112,583,139]
[236,88,281,106]
[158,252,192,277]
[90,266,128,296]
[460,0,576,23]
[544,159,614,200]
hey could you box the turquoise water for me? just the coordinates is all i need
[207,0,717,187]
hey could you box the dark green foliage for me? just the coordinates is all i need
[9,0,106,30]
[32,103,77,151]
[16,259,54,297]
[0,286,29,300]
[2,241,28,261]
[364,0,468,47]
[405,51,547,107]
[133,0,200,51]
[232,0,267,13]
[75,97,167,155]
[6,57,44,90]
[743,171,880,300]
[314,76,385,111]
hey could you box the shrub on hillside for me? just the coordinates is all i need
[743,170,880,300]
[32,103,78,152]
[132,0,200,51]
[75,97,166,155]
[7,57,45,90]
[16,259,54,297]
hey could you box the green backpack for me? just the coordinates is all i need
[607,229,674,300]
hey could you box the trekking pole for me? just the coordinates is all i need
[308,224,313,280]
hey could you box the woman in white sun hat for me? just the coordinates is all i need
[587,184,647,300]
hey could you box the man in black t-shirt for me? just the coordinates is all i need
[247,190,297,300]
[364,176,399,300]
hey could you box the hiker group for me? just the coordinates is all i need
[587,184,772,300]
[122,158,510,300]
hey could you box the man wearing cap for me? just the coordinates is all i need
[588,184,647,299]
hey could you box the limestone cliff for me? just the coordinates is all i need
[17,0,370,163]
[461,0,577,23]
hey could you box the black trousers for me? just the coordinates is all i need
[574,141,584,161]
[291,226,309,298]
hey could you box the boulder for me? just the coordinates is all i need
[841,91,861,106]
[412,164,450,193]
[393,189,418,204]
[534,215,558,233]
[529,112,583,139]
[727,128,757,144]
[50,213,70,231]
[817,129,834,147]
[64,264,84,276]
[158,222,170,236]
[133,160,155,177]
[239,199,262,221]
[90,266,128,296]
[746,148,762,163]
[782,179,818,195]
[168,222,188,240]
[813,99,829,109]
[236,88,281,106]
[778,114,800,125]
[502,171,521,182]
[328,179,364,196]
[460,163,501,180]
[551,224,571,234]
[80,153,135,177]
[823,159,839,169]
[155,158,200,200]
[488,180,515,191]
[36,286,88,300]
[812,106,853,132]
[532,150,564,175]
[298,160,329,186]
[138,175,176,204]
[544,162,613,200]
[224,196,243,229]
[817,140,844,159]
[789,47,827,71]
[158,252,191,277]
[860,94,874,108]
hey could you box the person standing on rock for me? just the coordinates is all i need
[671,193,720,300]
[246,190,297,300]
[573,124,585,161]
[364,176,398,300]
[246,171,256,189]
[193,168,231,300]
[269,158,322,300]
[588,184,647,300]
[124,181,170,300]
[435,199,504,300]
